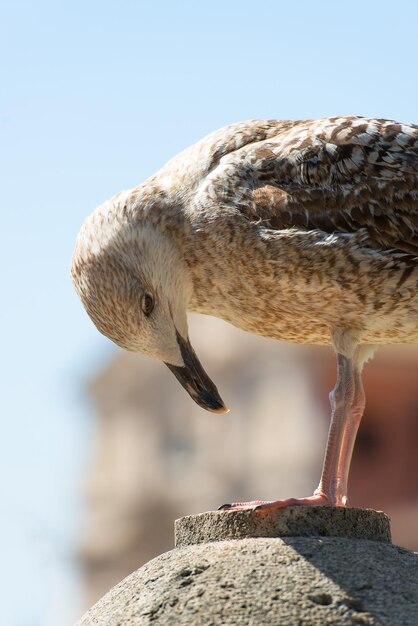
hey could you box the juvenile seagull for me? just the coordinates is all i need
[71,116,418,511]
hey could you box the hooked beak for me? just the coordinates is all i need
[165,330,229,414]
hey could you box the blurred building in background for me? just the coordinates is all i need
[79,315,418,608]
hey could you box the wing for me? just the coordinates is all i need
[202,116,418,256]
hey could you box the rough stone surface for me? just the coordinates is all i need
[76,509,418,626]
[77,536,418,626]
[175,507,391,546]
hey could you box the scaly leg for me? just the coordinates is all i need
[220,352,366,512]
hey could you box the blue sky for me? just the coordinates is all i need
[2,1,418,624]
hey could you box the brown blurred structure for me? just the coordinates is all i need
[79,315,418,608]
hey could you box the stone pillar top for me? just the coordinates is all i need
[175,506,391,547]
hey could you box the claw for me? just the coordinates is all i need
[218,500,270,511]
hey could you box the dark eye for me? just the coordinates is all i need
[141,292,155,317]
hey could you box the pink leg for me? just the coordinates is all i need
[219,353,366,512]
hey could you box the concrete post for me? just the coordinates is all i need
[77,507,418,625]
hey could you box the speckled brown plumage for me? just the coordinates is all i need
[72,116,418,352]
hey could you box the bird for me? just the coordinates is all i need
[71,116,418,512]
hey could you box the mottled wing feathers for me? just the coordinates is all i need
[255,117,418,186]
[202,117,418,256]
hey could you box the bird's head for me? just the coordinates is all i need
[71,193,227,413]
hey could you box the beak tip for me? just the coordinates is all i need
[213,405,229,413]
[207,404,230,415]
[196,390,228,414]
